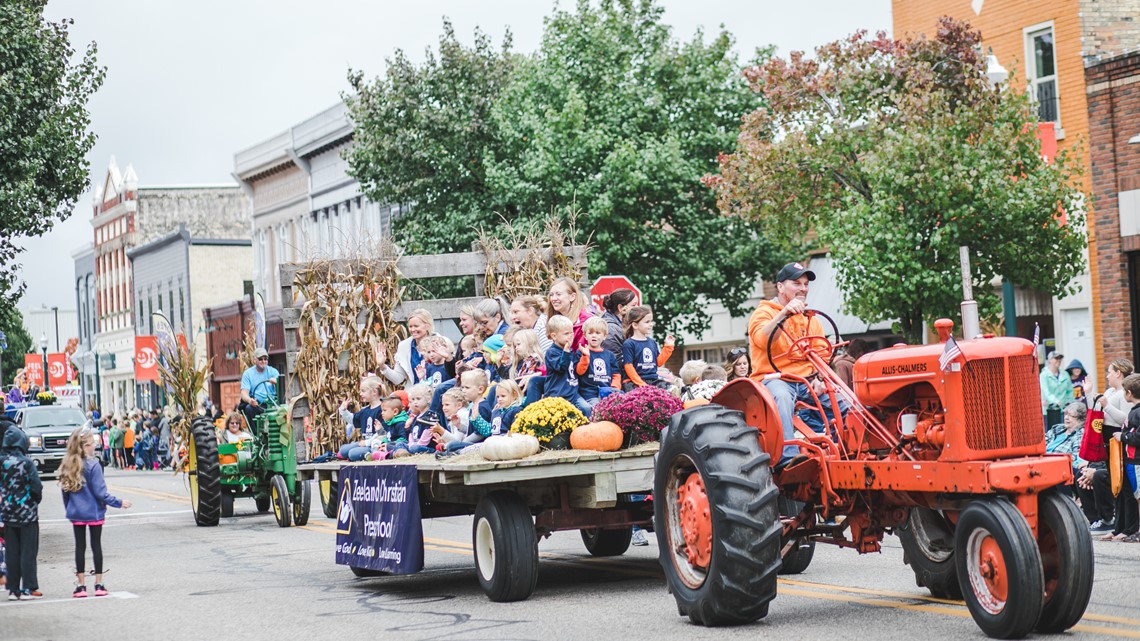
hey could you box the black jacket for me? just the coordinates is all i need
[0,421,43,524]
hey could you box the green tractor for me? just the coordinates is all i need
[186,383,311,527]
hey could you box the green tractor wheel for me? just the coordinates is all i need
[220,489,235,518]
[319,478,338,519]
[270,474,292,528]
[293,480,312,526]
[188,418,222,527]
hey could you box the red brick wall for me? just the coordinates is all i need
[1087,51,1140,365]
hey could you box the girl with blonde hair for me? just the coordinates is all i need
[59,428,131,597]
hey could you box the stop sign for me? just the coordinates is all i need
[590,275,642,312]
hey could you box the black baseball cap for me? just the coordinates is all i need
[775,262,816,283]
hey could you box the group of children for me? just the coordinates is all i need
[1,419,130,601]
[329,285,703,462]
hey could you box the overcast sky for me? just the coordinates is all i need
[19,0,892,314]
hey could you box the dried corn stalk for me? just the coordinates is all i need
[156,341,211,456]
[479,208,591,301]
[292,243,406,457]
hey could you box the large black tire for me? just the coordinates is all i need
[898,506,962,599]
[472,491,538,602]
[1034,491,1094,633]
[319,478,338,519]
[255,495,271,513]
[654,404,781,626]
[955,498,1044,639]
[293,479,312,526]
[188,418,221,527]
[580,527,633,557]
[270,474,292,528]
[220,489,235,518]
[349,566,390,578]
[777,497,815,575]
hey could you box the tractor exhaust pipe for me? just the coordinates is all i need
[959,246,980,340]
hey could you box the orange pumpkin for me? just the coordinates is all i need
[570,421,624,451]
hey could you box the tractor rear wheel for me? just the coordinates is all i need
[292,479,312,526]
[580,527,633,557]
[777,497,815,575]
[188,418,221,527]
[1033,491,1093,633]
[955,498,1044,639]
[655,404,781,626]
[270,474,292,528]
[898,506,961,599]
[319,478,338,519]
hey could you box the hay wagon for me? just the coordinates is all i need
[297,444,657,601]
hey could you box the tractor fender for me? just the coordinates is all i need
[709,377,783,466]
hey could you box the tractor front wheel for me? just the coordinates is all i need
[293,479,312,526]
[270,474,292,528]
[955,498,1044,639]
[655,404,781,626]
[777,497,815,575]
[898,506,961,599]
[188,418,222,527]
[1034,491,1094,633]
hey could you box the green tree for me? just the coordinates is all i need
[0,0,105,313]
[484,0,787,334]
[709,19,1087,342]
[347,19,518,257]
[347,0,790,334]
[0,307,33,389]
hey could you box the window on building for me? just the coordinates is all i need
[1025,24,1059,125]
[178,284,186,334]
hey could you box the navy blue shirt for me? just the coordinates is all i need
[424,361,451,388]
[623,337,662,384]
[543,345,581,401]
[579,349,619,400]
[351,404,387,439]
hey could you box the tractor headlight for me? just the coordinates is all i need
[28,436,42,450]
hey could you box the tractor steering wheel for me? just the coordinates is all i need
[250,378,279,409]
[765,308,843,375]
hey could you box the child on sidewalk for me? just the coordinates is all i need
[577,316,621,407]
[622,305,675,391]
[1,419,43,600]
[59,427,132,597]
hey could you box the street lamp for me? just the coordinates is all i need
[85,350,102,412]
[39,332,49,392]
[985,52,1009,88]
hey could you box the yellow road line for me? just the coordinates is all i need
[111,485,189,504]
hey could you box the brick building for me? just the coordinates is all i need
[1087,51,1140,367]
[893,0,1140,387]
[89,157,249,413]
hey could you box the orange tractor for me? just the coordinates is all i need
[654,313,1092,639]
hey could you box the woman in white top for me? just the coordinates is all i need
[376,308,436,390]
[1096,359,1135,430]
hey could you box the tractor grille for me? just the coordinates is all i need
[962,355,1041,452]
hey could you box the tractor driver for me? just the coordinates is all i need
[240,348,279,427]
[748,262,847,468]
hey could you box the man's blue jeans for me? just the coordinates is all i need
[763,378,847,461]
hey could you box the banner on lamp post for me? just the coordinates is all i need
[23,354,44,387]
[47,353,69,389]
[135,336,160,382]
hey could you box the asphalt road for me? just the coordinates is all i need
[4,468,1140,641]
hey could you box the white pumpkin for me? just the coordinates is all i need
[479,434,540,461]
